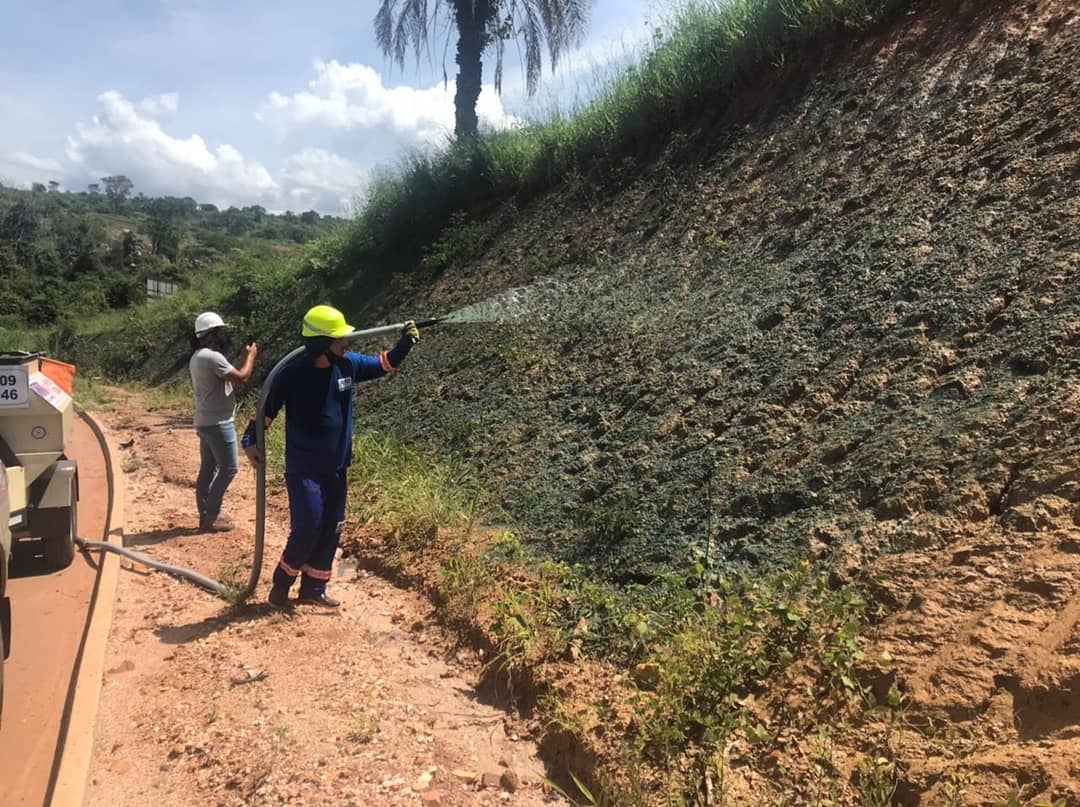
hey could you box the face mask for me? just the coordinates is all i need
[199,329,230,353]
[303,336,334,359]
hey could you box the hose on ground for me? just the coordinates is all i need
[74,408,232,599]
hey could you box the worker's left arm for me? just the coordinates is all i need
[349,321,420,382]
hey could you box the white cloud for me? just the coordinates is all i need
[281,148,368,213]
[136,92,180,121]
[10,63,522,214]
[6,150,63,174]
[55,91,367,214]
[257,60,521,148]
[66,91,279,207]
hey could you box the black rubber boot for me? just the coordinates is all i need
[268,585,293,609]
[297,592,341,608]
[199,515,233,532]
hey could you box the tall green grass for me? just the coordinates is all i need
[0,325,54,354]
[141,378,192,412]
[62,249,311,380]
[331,0,911,279]
[347,431,485,537]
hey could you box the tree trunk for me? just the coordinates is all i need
[453,0,489,138]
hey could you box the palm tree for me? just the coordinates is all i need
[375,0,591,138]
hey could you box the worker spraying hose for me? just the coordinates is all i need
[75,307,441,602]
[241,304,431,609]
[79,281,557,599]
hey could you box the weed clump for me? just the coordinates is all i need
[347,431,484,538]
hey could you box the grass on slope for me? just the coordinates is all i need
[61,248,312,381]
[344,430,880,803]
[333,0,911,281]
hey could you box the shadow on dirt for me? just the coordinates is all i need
[154,603,292,645]
[124,525,203,548]
[154,414,195,430]
[996,671,1080,741]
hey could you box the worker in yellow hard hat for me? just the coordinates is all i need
[241,305,420,608]
[300,304,361,339]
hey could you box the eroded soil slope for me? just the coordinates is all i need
[343,0,1080,799]
[357,0,1079,584]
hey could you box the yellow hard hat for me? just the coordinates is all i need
[302,305,356,338]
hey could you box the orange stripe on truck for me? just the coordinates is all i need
[41,357,76,395]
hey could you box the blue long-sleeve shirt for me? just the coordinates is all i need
[263,346,406,476]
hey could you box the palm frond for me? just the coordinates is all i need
[374,0,437,68]
[495,0,592,95]
[520,0,544,95]
[375,0,398,56]
[494,35,506,95]
[378,0,593,101]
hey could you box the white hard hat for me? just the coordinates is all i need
[194,311,227,336]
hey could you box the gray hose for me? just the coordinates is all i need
[75,408,232,598]
[74,539,231,596]
[242,345,304,601]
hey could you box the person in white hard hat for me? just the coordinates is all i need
[189,312,257,532]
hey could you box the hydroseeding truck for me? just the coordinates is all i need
[0,352,79,570]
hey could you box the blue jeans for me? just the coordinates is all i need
[195,421,238,520]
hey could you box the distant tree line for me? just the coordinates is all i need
[0,178,341,326]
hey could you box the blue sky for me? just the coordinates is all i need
[0,1,663,213]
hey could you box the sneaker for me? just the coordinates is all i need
[199,515,233,532]
[297,592,341,608]
[268,585,293,609]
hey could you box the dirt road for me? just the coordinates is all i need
[0,416,110,807]
[84,393,559,806]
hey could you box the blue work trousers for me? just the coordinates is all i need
[273,471,348,596]
[195,421,239,520]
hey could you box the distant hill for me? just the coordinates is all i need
[0,182,342,327]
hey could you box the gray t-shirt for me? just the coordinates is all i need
[189,348,237,427]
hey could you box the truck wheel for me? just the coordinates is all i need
[34,479,77,569]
